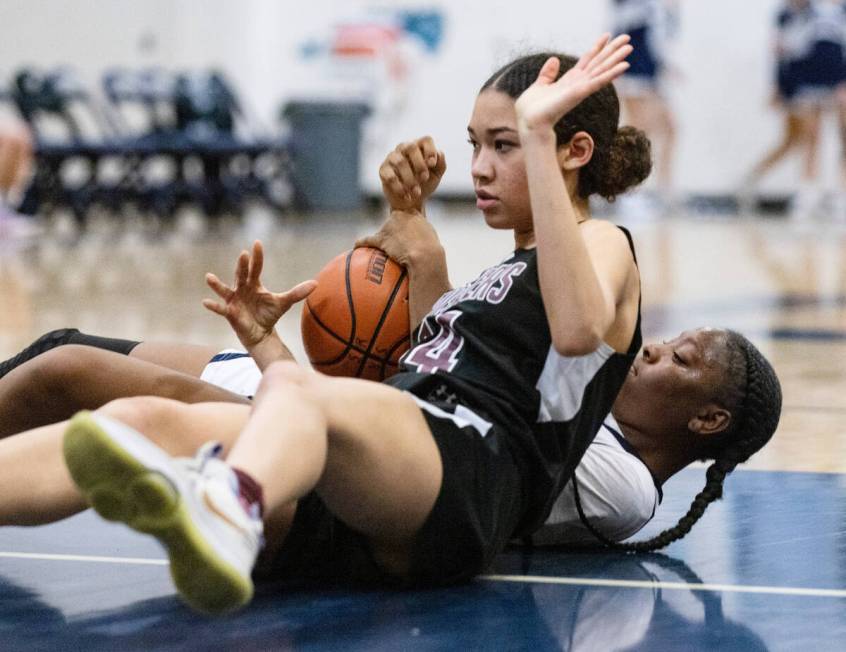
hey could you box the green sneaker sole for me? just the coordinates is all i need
[63,411,253,615]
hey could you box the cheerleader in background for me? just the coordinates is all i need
[791,0,846,220]
[610,0,679,215]
[742,1,815,214]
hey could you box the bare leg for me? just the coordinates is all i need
[621,96,650,138]
[0,345,249,437]
[748,112,803,181]
[0,397,251,525]
[838,99,846,190]
[622,94,675,197]
[629,94,676,196]
[655,101,676,196]
[226,361,443,574]
[128,341,222,378]
[800,106,822,181]
[0,330,218,382]
[0,127,30,196]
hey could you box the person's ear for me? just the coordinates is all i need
[557,131,594,171]
[688,405,732,436]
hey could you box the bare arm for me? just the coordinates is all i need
[515,35,634,355]
[357,137,452,333]
[356,209,451,332]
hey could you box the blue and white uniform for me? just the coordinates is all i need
[775,1,816,103]
[611,0,677,96]
[200,350,260,398]
[529,413,661,545]
[792,0,846,106]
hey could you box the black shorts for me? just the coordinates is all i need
[255,396,527,588]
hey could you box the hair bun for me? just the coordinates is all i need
[597,126,652,202]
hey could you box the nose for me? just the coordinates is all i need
[642,343,660,363]
[471,147,494,182]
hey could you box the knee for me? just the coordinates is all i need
[97,395,175,434]
[14,345,93,395]
[256,362,329,427]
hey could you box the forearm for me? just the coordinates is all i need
[247,331,297,372]
[406,245,451,331]
[521,132,610,352]
[365,208,452,332]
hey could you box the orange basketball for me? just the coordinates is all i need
[301,247,410,381]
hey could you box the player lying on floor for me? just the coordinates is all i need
[0,127,781,553]
[0,260,780,553]
[0,37,783,616]
[0,253,781,614]
[0,36,647,615]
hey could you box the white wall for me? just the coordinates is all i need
[0,0,837,196]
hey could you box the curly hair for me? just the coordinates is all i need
[481,52,652,201]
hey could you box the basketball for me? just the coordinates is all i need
[301,247,410,381]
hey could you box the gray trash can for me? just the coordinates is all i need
[282,101,371,211]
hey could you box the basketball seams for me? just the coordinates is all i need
[302,302,363,364]
[344,249,357,346]
[378,321,413,378]
[301,247,411,380]
[354,267,408,378]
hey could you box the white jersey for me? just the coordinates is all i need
[529,414,661,546]
[200,350,262,397]
[200,352,660,546]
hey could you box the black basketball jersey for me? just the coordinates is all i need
[385,227,642,534]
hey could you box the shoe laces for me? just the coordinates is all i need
[176,443,264,538]
[176,441,226,476]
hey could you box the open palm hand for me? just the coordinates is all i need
[515,33,633,135]
[203,241,316,349]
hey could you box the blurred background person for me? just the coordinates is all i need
[741,0,815,215]
[834,0,846,220]
[0,117,36,244]
[791,0,846,221]
[610,0,680,216]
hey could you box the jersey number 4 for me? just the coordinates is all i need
[403,310,464,374]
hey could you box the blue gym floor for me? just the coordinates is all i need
[1,467,843,651]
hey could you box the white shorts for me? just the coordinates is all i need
[791,85,838,109]
[199,350,262,398]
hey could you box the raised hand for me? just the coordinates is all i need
[515,34,632,136]
[203,241,316,350]
[379,136,447,211]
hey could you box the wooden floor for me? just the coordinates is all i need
[1,203,844,474]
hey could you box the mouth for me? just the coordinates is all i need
[475,189,498,210]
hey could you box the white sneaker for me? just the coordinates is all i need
[63,411,264,615]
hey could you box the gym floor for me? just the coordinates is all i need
[0,203,844,650]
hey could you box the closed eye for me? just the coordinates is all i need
[673,351,686,365]
[494,139,516,152]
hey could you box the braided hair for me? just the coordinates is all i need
[573,330,783,552]
[480,52,652,201]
